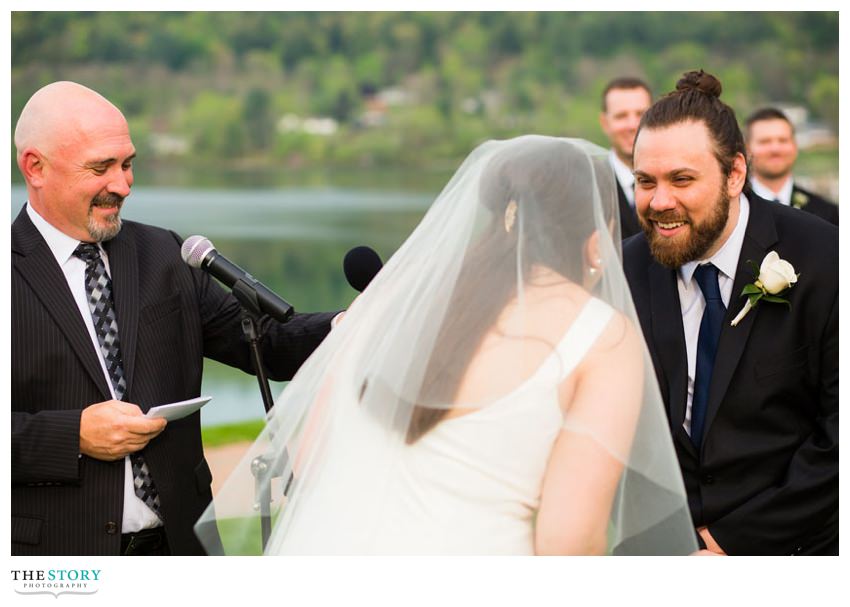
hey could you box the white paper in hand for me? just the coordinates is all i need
[145,396,212,421]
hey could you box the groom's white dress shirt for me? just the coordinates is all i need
[676,194,750,436]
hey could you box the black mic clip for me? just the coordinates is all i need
[231,275,294,325]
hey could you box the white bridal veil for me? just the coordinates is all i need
[195,135,696,555]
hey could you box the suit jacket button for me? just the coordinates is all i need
[105,521,119,535]
[702,474,715,485]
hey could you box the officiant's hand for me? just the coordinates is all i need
[80,400,167,461]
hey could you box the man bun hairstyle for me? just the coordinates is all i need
[675,69,723,97]
[638,69,747,185]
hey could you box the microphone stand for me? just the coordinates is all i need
[230,278,288,552]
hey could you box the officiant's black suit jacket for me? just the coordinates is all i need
[12,208,335,555]
[623,194,837,555]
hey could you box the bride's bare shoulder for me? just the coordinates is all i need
[583,303,643,366]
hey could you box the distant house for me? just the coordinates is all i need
[775,104,838,150]
[277,114,339,136]
[149,133,190,156]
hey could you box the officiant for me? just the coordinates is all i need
[11,81,337,555]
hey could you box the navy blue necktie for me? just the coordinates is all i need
[691,263,726,448]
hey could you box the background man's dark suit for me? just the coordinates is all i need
[791,183,838,226]
[12,208,336,555]
[622,193,837,555]
[616,180,642,240]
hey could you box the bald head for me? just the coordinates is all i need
[15,81,136,243]
[15,81,128,160]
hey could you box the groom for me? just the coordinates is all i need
[622,70,837,555]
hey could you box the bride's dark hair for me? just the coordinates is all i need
[406,138,614,442]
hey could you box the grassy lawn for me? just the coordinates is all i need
[201,419,266,448]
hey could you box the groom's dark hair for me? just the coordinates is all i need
[637,69,749,187]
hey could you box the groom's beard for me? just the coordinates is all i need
[639,188,730,269]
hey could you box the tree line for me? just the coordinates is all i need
[11,12,838,174]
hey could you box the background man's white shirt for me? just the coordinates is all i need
[750,176,793,206]
[608,149,636,207]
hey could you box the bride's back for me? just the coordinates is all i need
[271,286,617,555]
[197,136,694,556]
[448,273,593,419]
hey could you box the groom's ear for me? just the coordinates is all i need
[725,152,748,198]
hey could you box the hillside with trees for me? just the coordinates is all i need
[11,12,838,179]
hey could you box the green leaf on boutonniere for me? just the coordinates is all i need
[762,295,792,307]
[741,284,763,296]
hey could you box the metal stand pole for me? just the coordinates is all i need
[230,278,289,552]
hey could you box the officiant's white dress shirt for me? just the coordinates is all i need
[26,203,162,533]
[676,194,750,436]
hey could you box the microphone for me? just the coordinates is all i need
[181,235,294,323]
[343,246,383,292]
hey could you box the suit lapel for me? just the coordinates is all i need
[616,181,641,238]
[703,196,778,441]
[103,230,140,403]
[647,261,697,457]
[12,209,112,400]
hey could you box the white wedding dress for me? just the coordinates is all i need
[195,136,696,556]
[267,298,614,555]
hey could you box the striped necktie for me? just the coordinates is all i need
[74,243,162,519]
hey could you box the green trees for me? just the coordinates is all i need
[11,12,838,172]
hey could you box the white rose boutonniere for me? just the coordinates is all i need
[792,191,809,209]
[730,251,799,326]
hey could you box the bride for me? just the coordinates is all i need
[195,135,697,555]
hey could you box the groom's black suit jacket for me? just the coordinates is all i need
[622,194,838,555]
[12,208,335,555]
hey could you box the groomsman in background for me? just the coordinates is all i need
[745,107,838,226]
[599,77,653,239]
[623,70,837,555]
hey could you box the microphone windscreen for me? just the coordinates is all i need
[181,235,215,268]
[343,246,383,292]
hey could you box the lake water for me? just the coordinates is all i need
[11,184,435,426]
